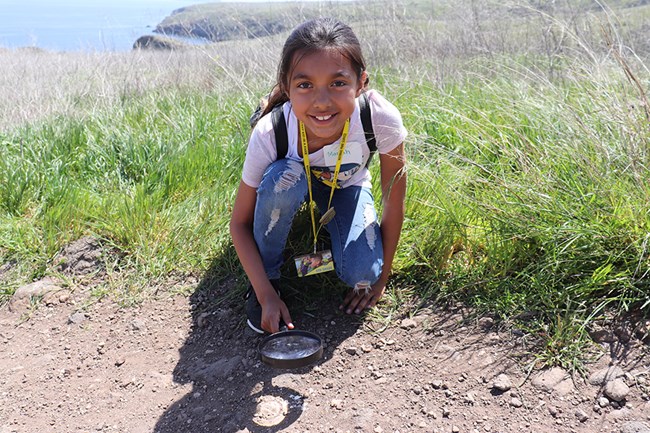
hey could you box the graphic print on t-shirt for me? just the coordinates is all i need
[311,140,364,185]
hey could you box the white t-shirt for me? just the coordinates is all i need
[242,89,407,189]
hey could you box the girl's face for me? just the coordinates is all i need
[286,48,367,147]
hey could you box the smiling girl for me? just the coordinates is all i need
[230,17,407,334]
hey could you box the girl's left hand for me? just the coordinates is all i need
[339,281,386,315]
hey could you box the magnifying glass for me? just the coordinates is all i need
[259,330,323,369]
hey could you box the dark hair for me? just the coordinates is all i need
[261,18,368,119]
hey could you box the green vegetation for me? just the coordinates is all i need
[1,0,649,369]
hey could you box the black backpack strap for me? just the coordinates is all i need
[271,96,373,163]
[359,92,376,167]
[271,104,288,159]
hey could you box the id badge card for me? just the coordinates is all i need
[294,250,335,277]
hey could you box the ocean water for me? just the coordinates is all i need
[0,0,226,52]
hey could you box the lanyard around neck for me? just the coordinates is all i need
[299,119,350,253]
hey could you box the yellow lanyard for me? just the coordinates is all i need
[300,119,350,253]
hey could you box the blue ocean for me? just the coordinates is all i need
[0,0,227,52]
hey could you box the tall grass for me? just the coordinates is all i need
[0,0,648,367]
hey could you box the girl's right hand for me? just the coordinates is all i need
[261,296,294,334]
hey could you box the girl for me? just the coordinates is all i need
[230,17,407,334]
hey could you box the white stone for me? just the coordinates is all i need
[604,379,630,402]
[492,374,512,392]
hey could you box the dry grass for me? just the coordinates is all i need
[0,37,282,131]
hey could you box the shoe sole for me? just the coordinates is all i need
[246,318,265,334]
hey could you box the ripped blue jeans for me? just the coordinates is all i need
[253,159,383,287]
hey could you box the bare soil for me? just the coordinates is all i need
[1,249,649,433]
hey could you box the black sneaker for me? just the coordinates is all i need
[245,279,281,334]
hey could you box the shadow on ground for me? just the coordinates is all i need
[153,256,361,433]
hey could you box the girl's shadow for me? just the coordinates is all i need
[152,258,361,433]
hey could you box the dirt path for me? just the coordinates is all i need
[1,274,649,433]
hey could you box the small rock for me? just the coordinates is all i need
[478,317,494,329]
[400,318,417,329]
[575,409,589,422]
[510,397,523,408]
[598,396,610,408]
[442,407,451,417]
[68,312,87,325]
[492,374,512,392]
[532,367,568,393]
[620,421,650,433]
[553,378,575,396]
[330,399,343,410]
[452,426,460,433]
[589,366,625,386]
[431,380,443,389]
[131,319,146,331]
[13,278,62,299]
[605,379,630,402]
[115,358,126,367]
[345,347,358,356]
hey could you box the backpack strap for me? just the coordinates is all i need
[271,94,375,164]
[271,104,288,159]
[359,92,376,167]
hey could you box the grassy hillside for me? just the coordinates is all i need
[154,0,650,56]
[1,0,649,368]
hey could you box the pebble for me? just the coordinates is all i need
[345,347,358,356]
[431,380,444,389]
[131,319,146,331]
[588,366,625,386]
[510,398,523,408]
[68,312,87,325]
[13,279,61,299]
[605,379,630,402]
[575,408,589,422]
[492,374,512,392]
[400,318,417,329]
[531,367,568,392]
[620,421,650,433]
[598,396,610,408]
[478,317,494,329]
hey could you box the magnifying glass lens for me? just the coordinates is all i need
[259,330,323,369]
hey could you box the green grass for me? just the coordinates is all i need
[1,0,649,370]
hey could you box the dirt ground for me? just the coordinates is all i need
[1,241,649,433]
